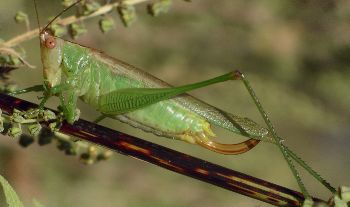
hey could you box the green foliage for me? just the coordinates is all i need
[340,186,350,203]
[0,55,20,67]
[8,124,22,138]
[27,123,41,137]
[0,105,113,165]
[69,23,88,39]
[0,174,24,207]
[0,174,47,207]
[147,0,172,16]
[49,23,67,37]
[14,11,28,24]
[81,1,101,15]
[99,17,115,33]
[117,3,137,27]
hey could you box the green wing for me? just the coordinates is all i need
[98,72,233,115]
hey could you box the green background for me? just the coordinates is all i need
[0,0,349,206]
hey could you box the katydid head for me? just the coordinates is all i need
[33,0,83,88]
[40,30,63,88]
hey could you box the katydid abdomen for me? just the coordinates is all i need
[41,32,270,154]
[63,41,214,144]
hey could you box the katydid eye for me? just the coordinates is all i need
[45,36,56,49]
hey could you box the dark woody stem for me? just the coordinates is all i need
[0,93,325,206]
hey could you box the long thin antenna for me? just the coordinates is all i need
[42,0,84,33]
[33,0,41,34]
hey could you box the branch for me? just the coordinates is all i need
[2,0,149,48]
[0,47,36,68]
[0,93,325,207]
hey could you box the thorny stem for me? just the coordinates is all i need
[1,0,150,48]
[0,93,326,207]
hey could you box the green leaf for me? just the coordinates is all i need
[340,186,350,202]
[0,174,24,207]
[301,199,313,207]
[27,123,41,137]
[99,17,115,33]
[14,11,28,24]
[82,1,101,15]
[147,0,172,17]
[334,195,348,207]
[9,125,22,138]
[117,4,137,27]
[9,55,21,66]
[49,24,67,37]
[69,23,87,39]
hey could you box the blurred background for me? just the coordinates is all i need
[0,0,349,206]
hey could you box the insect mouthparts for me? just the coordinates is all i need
[40,31,48,42]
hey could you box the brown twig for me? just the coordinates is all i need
[1,0,149,48]
[0,93,326,206]
[0,47,36,69]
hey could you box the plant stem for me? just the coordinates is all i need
[2,0,150,48]
[0,93,326,207]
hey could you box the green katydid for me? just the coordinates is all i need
[9,0,336,201]
[19,0,270,155]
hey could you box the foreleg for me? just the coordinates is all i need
[58,89,79,124]
[7,84,45,96]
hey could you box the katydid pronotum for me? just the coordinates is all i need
[7,0,336,202]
